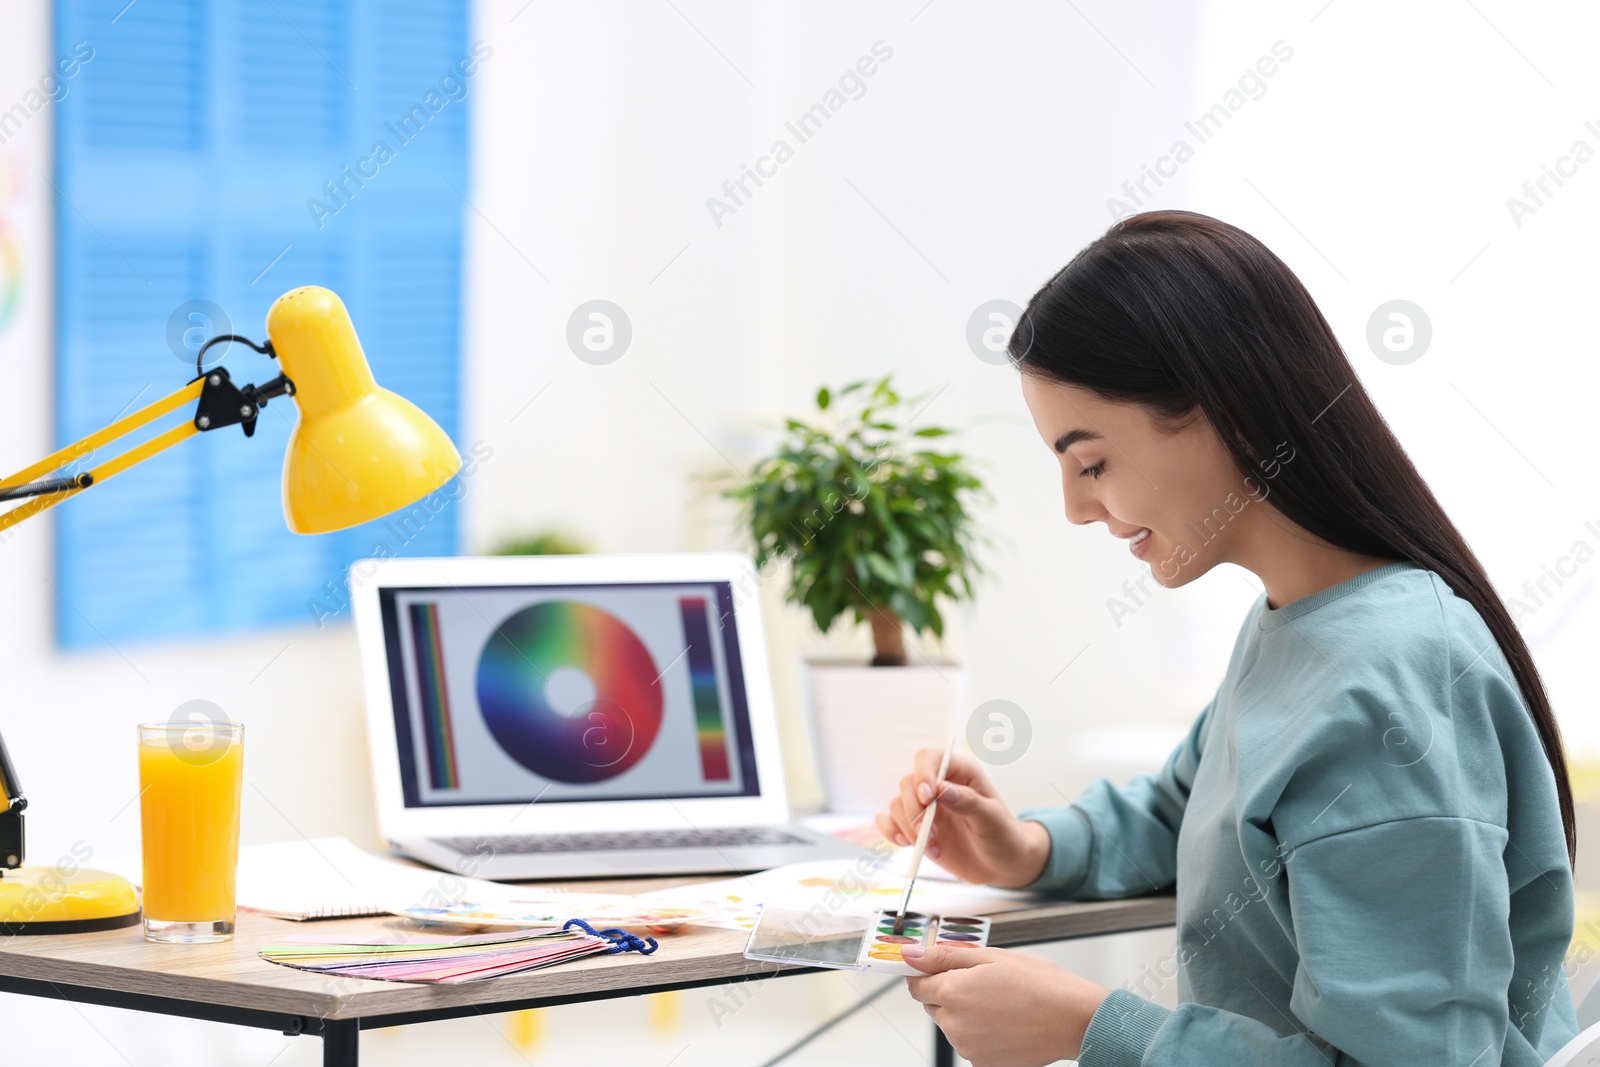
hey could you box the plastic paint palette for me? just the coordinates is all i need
[860,911,992,976]
[740,906,992,973]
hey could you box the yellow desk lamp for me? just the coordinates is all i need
[0,286,462,934]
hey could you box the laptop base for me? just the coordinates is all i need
[395,824,869,880]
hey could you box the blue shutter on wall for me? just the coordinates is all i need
[54,0,468,647]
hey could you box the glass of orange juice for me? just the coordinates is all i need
[137,720,244,943]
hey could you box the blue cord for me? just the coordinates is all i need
[564,917,659,955]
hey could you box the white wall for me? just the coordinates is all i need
[466,0,1222,821]
[2,0,1597,1063]
[1183,1,1600,768]
[465,0,1600,809]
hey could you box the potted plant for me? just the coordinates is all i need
[723,376,988,812]
[489,528,592,556]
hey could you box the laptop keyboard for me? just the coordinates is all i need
[434,826,811,855]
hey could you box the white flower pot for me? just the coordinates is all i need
[803,660,968,817]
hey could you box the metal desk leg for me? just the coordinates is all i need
[322,1018,359,1067]
[934,1023,954,1066]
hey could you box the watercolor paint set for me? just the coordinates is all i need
[742,905,992,973]
[859,910,992,975]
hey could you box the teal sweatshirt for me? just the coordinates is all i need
[1013,562,1577,1066]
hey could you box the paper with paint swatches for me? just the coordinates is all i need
[861,911,992,976]
[741,905,991,973]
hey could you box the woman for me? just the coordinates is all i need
[875,211,1578,1066]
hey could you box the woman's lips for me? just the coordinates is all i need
[1127,528,1152,559]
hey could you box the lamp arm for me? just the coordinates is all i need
[0,339,299,871]
[0,729,24,870]
[0,376,204,535]
[0,360,298,536]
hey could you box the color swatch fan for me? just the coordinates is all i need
[260,920,657,984]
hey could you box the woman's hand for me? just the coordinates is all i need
[903,943,1109,1067]
[874,749,1052,888]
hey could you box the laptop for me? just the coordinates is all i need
[350,552,870,879]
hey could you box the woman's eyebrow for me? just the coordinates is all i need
[1053,428,1104,453]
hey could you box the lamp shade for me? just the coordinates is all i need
[265,287,462,534]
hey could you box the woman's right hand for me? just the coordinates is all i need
[873,749,1052,889]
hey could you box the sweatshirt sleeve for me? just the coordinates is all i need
[1078,813,1535,1067]
[1008,695,1213,899]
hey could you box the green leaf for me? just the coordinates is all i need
[864,552,902,587]
[816,387,831,410]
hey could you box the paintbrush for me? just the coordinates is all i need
[893,734,956,936]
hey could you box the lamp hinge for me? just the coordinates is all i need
[193,366,296,438]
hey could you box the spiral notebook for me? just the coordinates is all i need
[237,837,518,920]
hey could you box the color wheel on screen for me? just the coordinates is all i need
[475,601,663,784]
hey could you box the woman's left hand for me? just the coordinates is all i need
[903,942,1110,1067]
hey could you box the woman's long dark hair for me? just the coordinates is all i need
[1011,209,1575,869]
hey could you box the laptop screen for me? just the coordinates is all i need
[376,580,762,808]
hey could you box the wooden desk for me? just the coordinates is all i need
[0,876,1175,1066]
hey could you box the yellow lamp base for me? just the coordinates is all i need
[0,866,141,935]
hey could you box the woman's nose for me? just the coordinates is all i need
[1060,472,1103,526]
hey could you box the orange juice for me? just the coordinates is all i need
[137,727,243,928]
